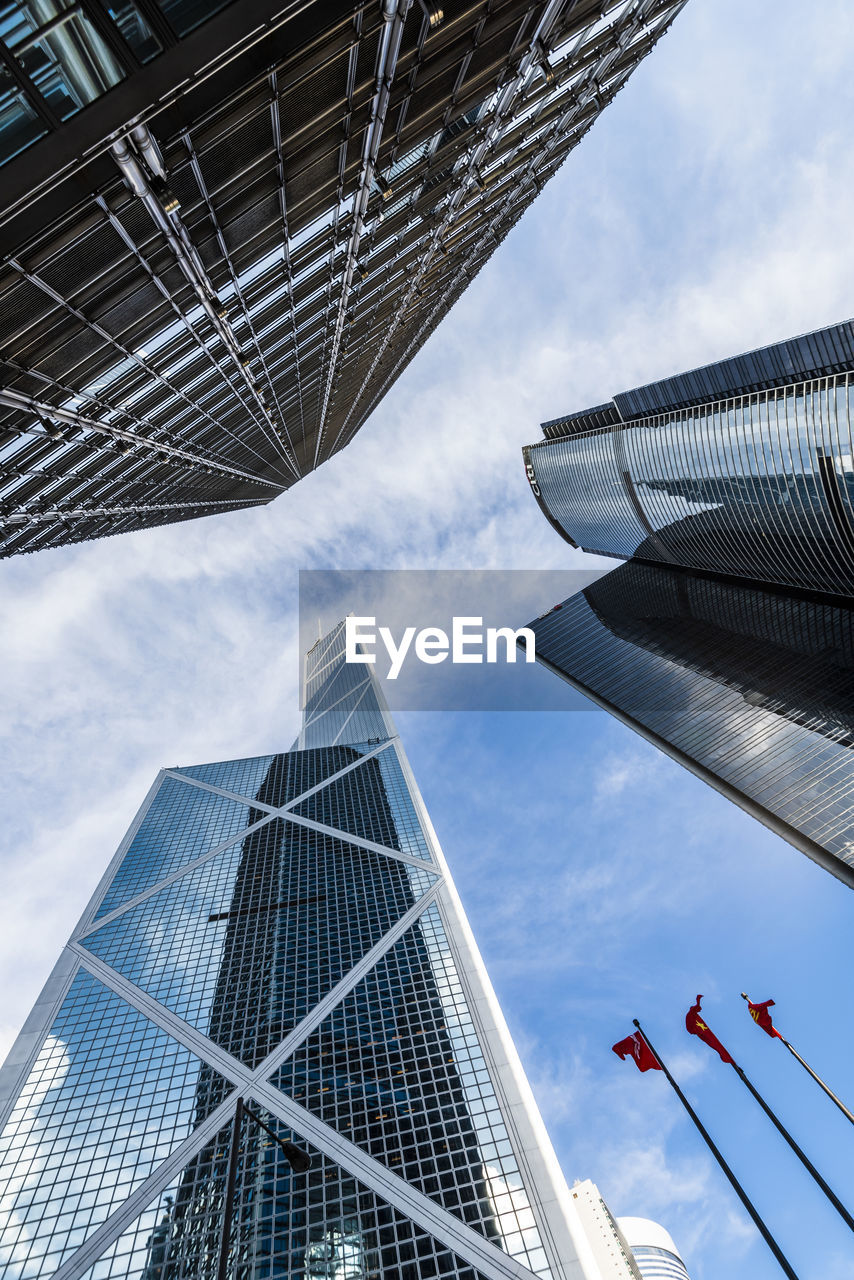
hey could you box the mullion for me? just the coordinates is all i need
[0,38,61,129]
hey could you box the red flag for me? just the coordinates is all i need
[612,1032,661,1073]
[686,996,735,1065]
[747,998,782,1040]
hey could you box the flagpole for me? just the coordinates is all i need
[728,1060,854,1233]
[740,994,854,1128]
[632,1020,801,1280]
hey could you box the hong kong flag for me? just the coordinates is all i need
[686,995,735,1064]
[612,1032,661,1073]
[748,998,783,1040]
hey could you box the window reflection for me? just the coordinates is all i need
[5,0,124,117]
[528,374,854,596]
[529,562,854,878]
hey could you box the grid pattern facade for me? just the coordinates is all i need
[627,1247,688,1280]
[0,969,228,1278]
[74,1113,497,1280]
[524,327,854,597]
[0,0,686,557]
[527,562,854,886]
[0,623,588,1279]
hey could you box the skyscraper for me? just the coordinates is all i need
[522,320,854,886]
[523,318,854,597]
[567,1182,690,1280]
[0,0,687,558]
[0,621,601,1280]
[568,1181,641,1279]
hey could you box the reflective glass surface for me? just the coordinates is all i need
[2,626,566,1278]
[100,2,160,63]
[527,374,854,596]
[76,1110,494,1280]
[3,0,124,126]
[173,755,278,802]
[83,813,436,1066]
[292,746,433,862]
[272,904,552,1277]
[300,662,388,750]
[0,0,685,555]
[0,969,228,1277]
[0,62,46,160]
[629,1245,689,1279]
[94,775,257,920]
[155,0,230,38]
[530,563,854,876]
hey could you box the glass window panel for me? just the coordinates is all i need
[0,63,47,164]
[0,969,230,1277]
[75,1108,495,1280]
[98,1,161,63]
[5,0,125,118]
[533,373,854,596]
[94,774,259,920]
[270,905,553,1277]
[83,818,436,1066]
[154,0,230,38]
[530,562,854,874]
[292,746,433,861]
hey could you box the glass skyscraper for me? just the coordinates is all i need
[0,622,598,1279]
[0,0,688,557]
[522,320,854,887]
[524,318,854,598]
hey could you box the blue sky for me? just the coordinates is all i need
[1,1,853,1277]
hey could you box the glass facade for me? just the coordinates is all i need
[524,321,854,597]
[628,1246,689,1280]
[524,321,854,888]
[0,0,688,557]
[0,622,590,1279]
[528,562,854,886]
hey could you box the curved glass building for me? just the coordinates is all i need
[523,319,854,598]
[523,321,854,888]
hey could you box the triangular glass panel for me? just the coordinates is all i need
[269,904,550,1275]
[82,819,436,1068]
[291,744,433,860]
[299,660,392,749]
[76,1100,501,1280]
[276,746,389,805]
[71,1114,235,1280]
[94,774,259,921]
[0,968,233,1279]
[173,754,279,802]
[302,627,364,713]
[175,747,392,808]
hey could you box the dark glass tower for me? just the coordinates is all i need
[0,0,688,557]
[527,562,854,886]
[0,622,597,1279]
[522,321,854,887]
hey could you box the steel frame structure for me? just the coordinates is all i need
[0,622,602,1278]
[0,0,687,556]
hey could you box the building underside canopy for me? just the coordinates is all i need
[0,0,686,556]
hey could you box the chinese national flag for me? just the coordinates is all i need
[685,996,735,1065]
[612,1032,661,1073]
[748,998,782,1040]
